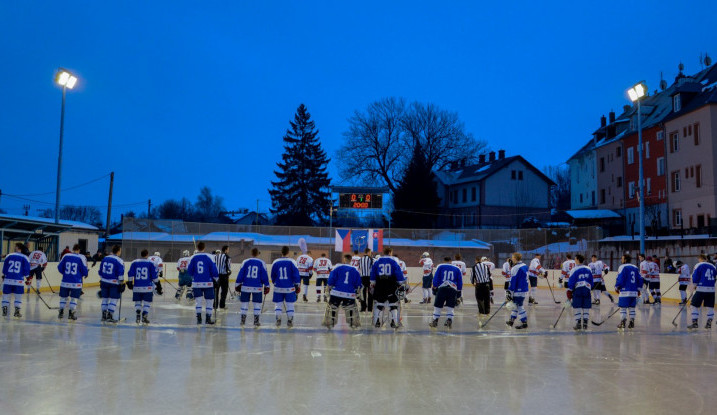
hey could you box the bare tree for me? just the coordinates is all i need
[543,164,570,210]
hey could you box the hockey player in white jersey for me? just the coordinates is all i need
[350,250,361,268]
[561,254,576,288]
[175,250,193,301]
[638,254,652,304]
[676,260,691,305]
[314,253,332,302]
[26,247,48,294]
[296,251,314,302]
[589,255,613,305]
[148,252,164,280]
[528,254,545,304]
[397,257,410,303]
[452,254,467,305]
[648,257,661,304]
[419,252,434,304]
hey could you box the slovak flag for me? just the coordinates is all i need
[335,229,352,252]
[369,229,383,252]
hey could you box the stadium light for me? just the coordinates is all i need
[626,81,647,254]
[54,68,79,227]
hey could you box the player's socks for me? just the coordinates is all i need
[286,303,295,319]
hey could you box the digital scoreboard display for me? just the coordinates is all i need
[339,193,383,209]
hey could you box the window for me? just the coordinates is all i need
[694,123,700,145]
[471,187,476,202]
[671,171,681,192]
[657,157,665,176]
[511,170,516,180]
[646,178,652,195]
[670,132,679,153]
[600,189,606,204]
[696,165,702,188]
[673,209,682,227]
[616,146,622,157]
[685,167,689,177]
[698,215,705,228]
[627,147,635,164]
[629,181,636,198]
[645,141,650,159]
[688,125,692,136]
[579,193,583,203]
[689,215,694,228]
[690,166,694,178]
[453,190,458,204]
[591,191,595,206]
[600,157,605,172]
[617,176,623,187]
[462,188,467,203]
[657,131,664,141]
[684,127,688,137]
[673,94,681,112]
[518,171,523,180]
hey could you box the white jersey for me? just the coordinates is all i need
[528,258,544,277]
[29,250,48,270]
[482,261,495,280]
[177,256,191,273]
[639,261,651,280]
[678,264,690,284]
[350,255,361,269]
[588,260,608,283]
[398,260,408,277]
[148,255,164,275]
[296,254,314,276]
[314,257,332,278]
[561,260,576,278]
[419,257,434,276]
[502,261,511,278]
[452,260,467,277]
[649,261,660,281]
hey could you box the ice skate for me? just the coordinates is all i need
[316,296,321,303]
[137,311,142,324]
[374,318,381,328]
[529,297,538,305]
[390,319,398,328]
[253,315,260,327]
[607,293,615,303]
[240,314,247,326]
[593,298,600,305]
[106,313,118,324]
[582,319,588,330]
[706,319,712,330]
[506,318,515,327]
[617,319,626,329]
[573,321,582,331]
[196,313,202,325]
[2,306,7,317]
[515,321,528,330]
[302,295,307,302]
[205,314,215,325]
[142,313,150,325]
[102,310,108,321]
[68,310,77,321]
[276,317,282,327]
[13,307,22,318]
[287,317,293,328]
[628,319,635,329]
[58,309,64,319]
[444,318,452,329]
[323,295,327,302]
[688,320,699,329]
[429,318,438,328]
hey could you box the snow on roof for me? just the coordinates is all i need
[0,214,99,231]
[599,234,717,242]
[565,210,621,220]
[524,239,589,255]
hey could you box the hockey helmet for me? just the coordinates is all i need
[182,250,190,257]
[421,252,430,258]
[153,252,161,257]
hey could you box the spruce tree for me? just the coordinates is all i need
[391,143,441,228]
[270,104,332,226]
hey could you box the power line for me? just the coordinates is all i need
[3,173,111,197]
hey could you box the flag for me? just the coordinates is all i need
[369,229,383,252]
[351,230,369,253]
[335,229,351,252]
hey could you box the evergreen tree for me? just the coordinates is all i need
[270,104,332,226]
[391,143,441,228]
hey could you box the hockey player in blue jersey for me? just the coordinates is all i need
[326,254,363,329]
[235,247,270,327]
[567,254,594,331]
[127,249,162,325]
[57,244,89,320]
[370,247,406,328]
[187,242,219,325]
[2,243,30,318]
[429,257,463,329]
[506,253,529,329]
[271,246,301,328]
[688,253,716,329]
[98,245,125,323]
[614,254,642,329]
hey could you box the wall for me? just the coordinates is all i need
[59,231,99,257]
[569,150,597,209]
[482,159,550,208]
[596,139,625,210]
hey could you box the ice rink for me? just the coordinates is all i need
[1,285,715,415]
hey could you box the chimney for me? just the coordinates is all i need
[609,111,615,124]
[623,104,632,113]
[489,151,496,162]
[600,115,607,128]
[498,149,506,160]
[479,154,486,164]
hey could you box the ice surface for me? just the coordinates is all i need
[1,286,716,415]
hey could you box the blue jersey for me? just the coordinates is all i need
[568,265,594,292]
[370,257,405,283]
[692,262,717,293]
[328,264,362,298]
[58,253,89,289]
[432,263,463,291]
[128,259,158,293]
[271,258,301,293]
[98,255,125,285]
[187,253,219,289]
[2,253,31,287]
[236,258,270,293]
[615,264,642,297]
[508,263,529,296]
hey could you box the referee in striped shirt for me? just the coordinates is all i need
[214,245,232,309]
[358,248,374,312]
[471,256,492,316]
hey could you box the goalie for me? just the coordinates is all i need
[324,254,363,329]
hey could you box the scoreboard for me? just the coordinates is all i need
[338,193,383,209]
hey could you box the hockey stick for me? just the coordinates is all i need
[591,306,620,326]
[479,300,508,328]
[546,271,560,304]
[42,271,56,294]
[552,302,569,328]
[160,274,177,290]
[661,280,679,297]
[29,285,59,310]
[260,288,268,314]
[672,291,695,327]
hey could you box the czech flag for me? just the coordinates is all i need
[335,229,351,252]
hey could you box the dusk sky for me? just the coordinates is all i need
[1,1,715,224]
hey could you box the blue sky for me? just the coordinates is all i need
[1,1,715,223]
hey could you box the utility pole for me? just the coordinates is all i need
[105,172,114,236]
[255,199,259,229]
[23,204,30,216]
[147,199,152,219]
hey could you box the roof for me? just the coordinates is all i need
[0,214,99,231]
[565,210,621,220]
[436,155,555,187]
[330,186,390,194]
[663,65,717,123]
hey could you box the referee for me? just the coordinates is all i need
[471,256,491,317]
[358,248,374,312]
[214,245,232,309]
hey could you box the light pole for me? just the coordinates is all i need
[54,68,78,224]
[627,81,647,254]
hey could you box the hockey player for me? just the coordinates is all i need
[98,245,125,323]
[235,248,270,327]
[429,257,463,328]
[502,257,512,292]
[614,254,642,329]
[57,244,89,320]
[649,256,662,304]
[127,249,162,324]
[397,257,410,304]
[270,246,301,327]
[326,254,363,328]
[676,260,691,305]
[452,254,467,305]
[370,247,405,328]
[560,254,576,287]
[148,251,164,281]
[2,243,30,318]
[187,242,219,325]
[314,253,332,302]
[688,254,716,329]
[588,255,613,305]
[567,254,593,330]
[506,253,529,329]
[639,254,652,304]
[175,250,193,300]
[27,247,48,294]
[350,250,361,268]
[481,256,496,304]
[296,250,314,302]
[419,252,434,304]
[528,253,545,304]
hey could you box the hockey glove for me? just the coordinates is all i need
[155,281,163,296]
[432,287,437,296]
[566,289,573,300]
[295,284,301,294]
[235,284,242,293]
[603,269,609,276]
[506,290,513,302]
[263,286,270,295]
[369,283,375,295]
[25,276,33,286]
[126,280,134,290]
[119,282,126,293]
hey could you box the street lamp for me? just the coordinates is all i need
[627,81,647,254]
[54,68,78,224]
